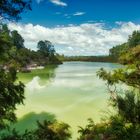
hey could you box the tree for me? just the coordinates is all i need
[0,68,25,129]
[0,0,31,21]
[34,120,71,140]
[0,120,71,140]
[0,25,25,67]
[0,24,12,61]
[11,30,25,49]
[0,0,31,131]
[37,40,55,58]
[109,30,140,62]
[109,43,128,61]
[37,40,62,65]
[128,31,140,48]
[0,129,35,140]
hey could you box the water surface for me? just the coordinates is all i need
[16,62,121,139]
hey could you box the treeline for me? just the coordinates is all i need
[109,30,140,63]
[58,55,116,63]
[0,24,62,71]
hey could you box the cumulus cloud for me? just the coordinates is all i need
[8,22,140,56]
[73,12,85,16]
[50,0,67,6]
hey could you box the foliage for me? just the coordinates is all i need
[58,55,116,63]
[34,120,71,140]
[0,24,13,62]
[78,92,140,140]
[0,67,25,130]
[37,40,55,58]
[0,129,35,140]
[0,0,31,21]
[109,43,128,60]
[11,30,25,49]
[109,30,140,62]
[119,45,140,65]
[37,40,62,65]
[0,120,71,140]
[128,31,140,48]
[78,118,107,140]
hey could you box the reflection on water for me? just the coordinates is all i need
[26,76,46,92]
[17,65,57,84]
[13,112,56,133]
[16,62,121,139]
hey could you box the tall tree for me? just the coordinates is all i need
[128,31,140,48]
[37,40,55,58]
[37,40,62,65]
[0,24,13,63]
[11,30,25,49]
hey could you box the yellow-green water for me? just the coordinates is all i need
[16,62,121,139]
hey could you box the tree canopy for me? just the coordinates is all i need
[0,68,25,129]
[0,0,31,21]
[11,30,25,49]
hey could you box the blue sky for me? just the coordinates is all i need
[21,0,140,27]
[9,0,140,56]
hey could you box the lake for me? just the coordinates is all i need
[16,62,121,139]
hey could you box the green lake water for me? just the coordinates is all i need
[16,62,121,139]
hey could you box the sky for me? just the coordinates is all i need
[8,0,140,56]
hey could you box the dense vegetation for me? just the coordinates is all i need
[1,120,71,140]
[0,0,31,21]
[109,31,140,62]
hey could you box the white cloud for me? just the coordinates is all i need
[73,12,85,16]
[8,22,140,56]
[50,0,67,6]
[36,0,67,6]
[63,12,86,19]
